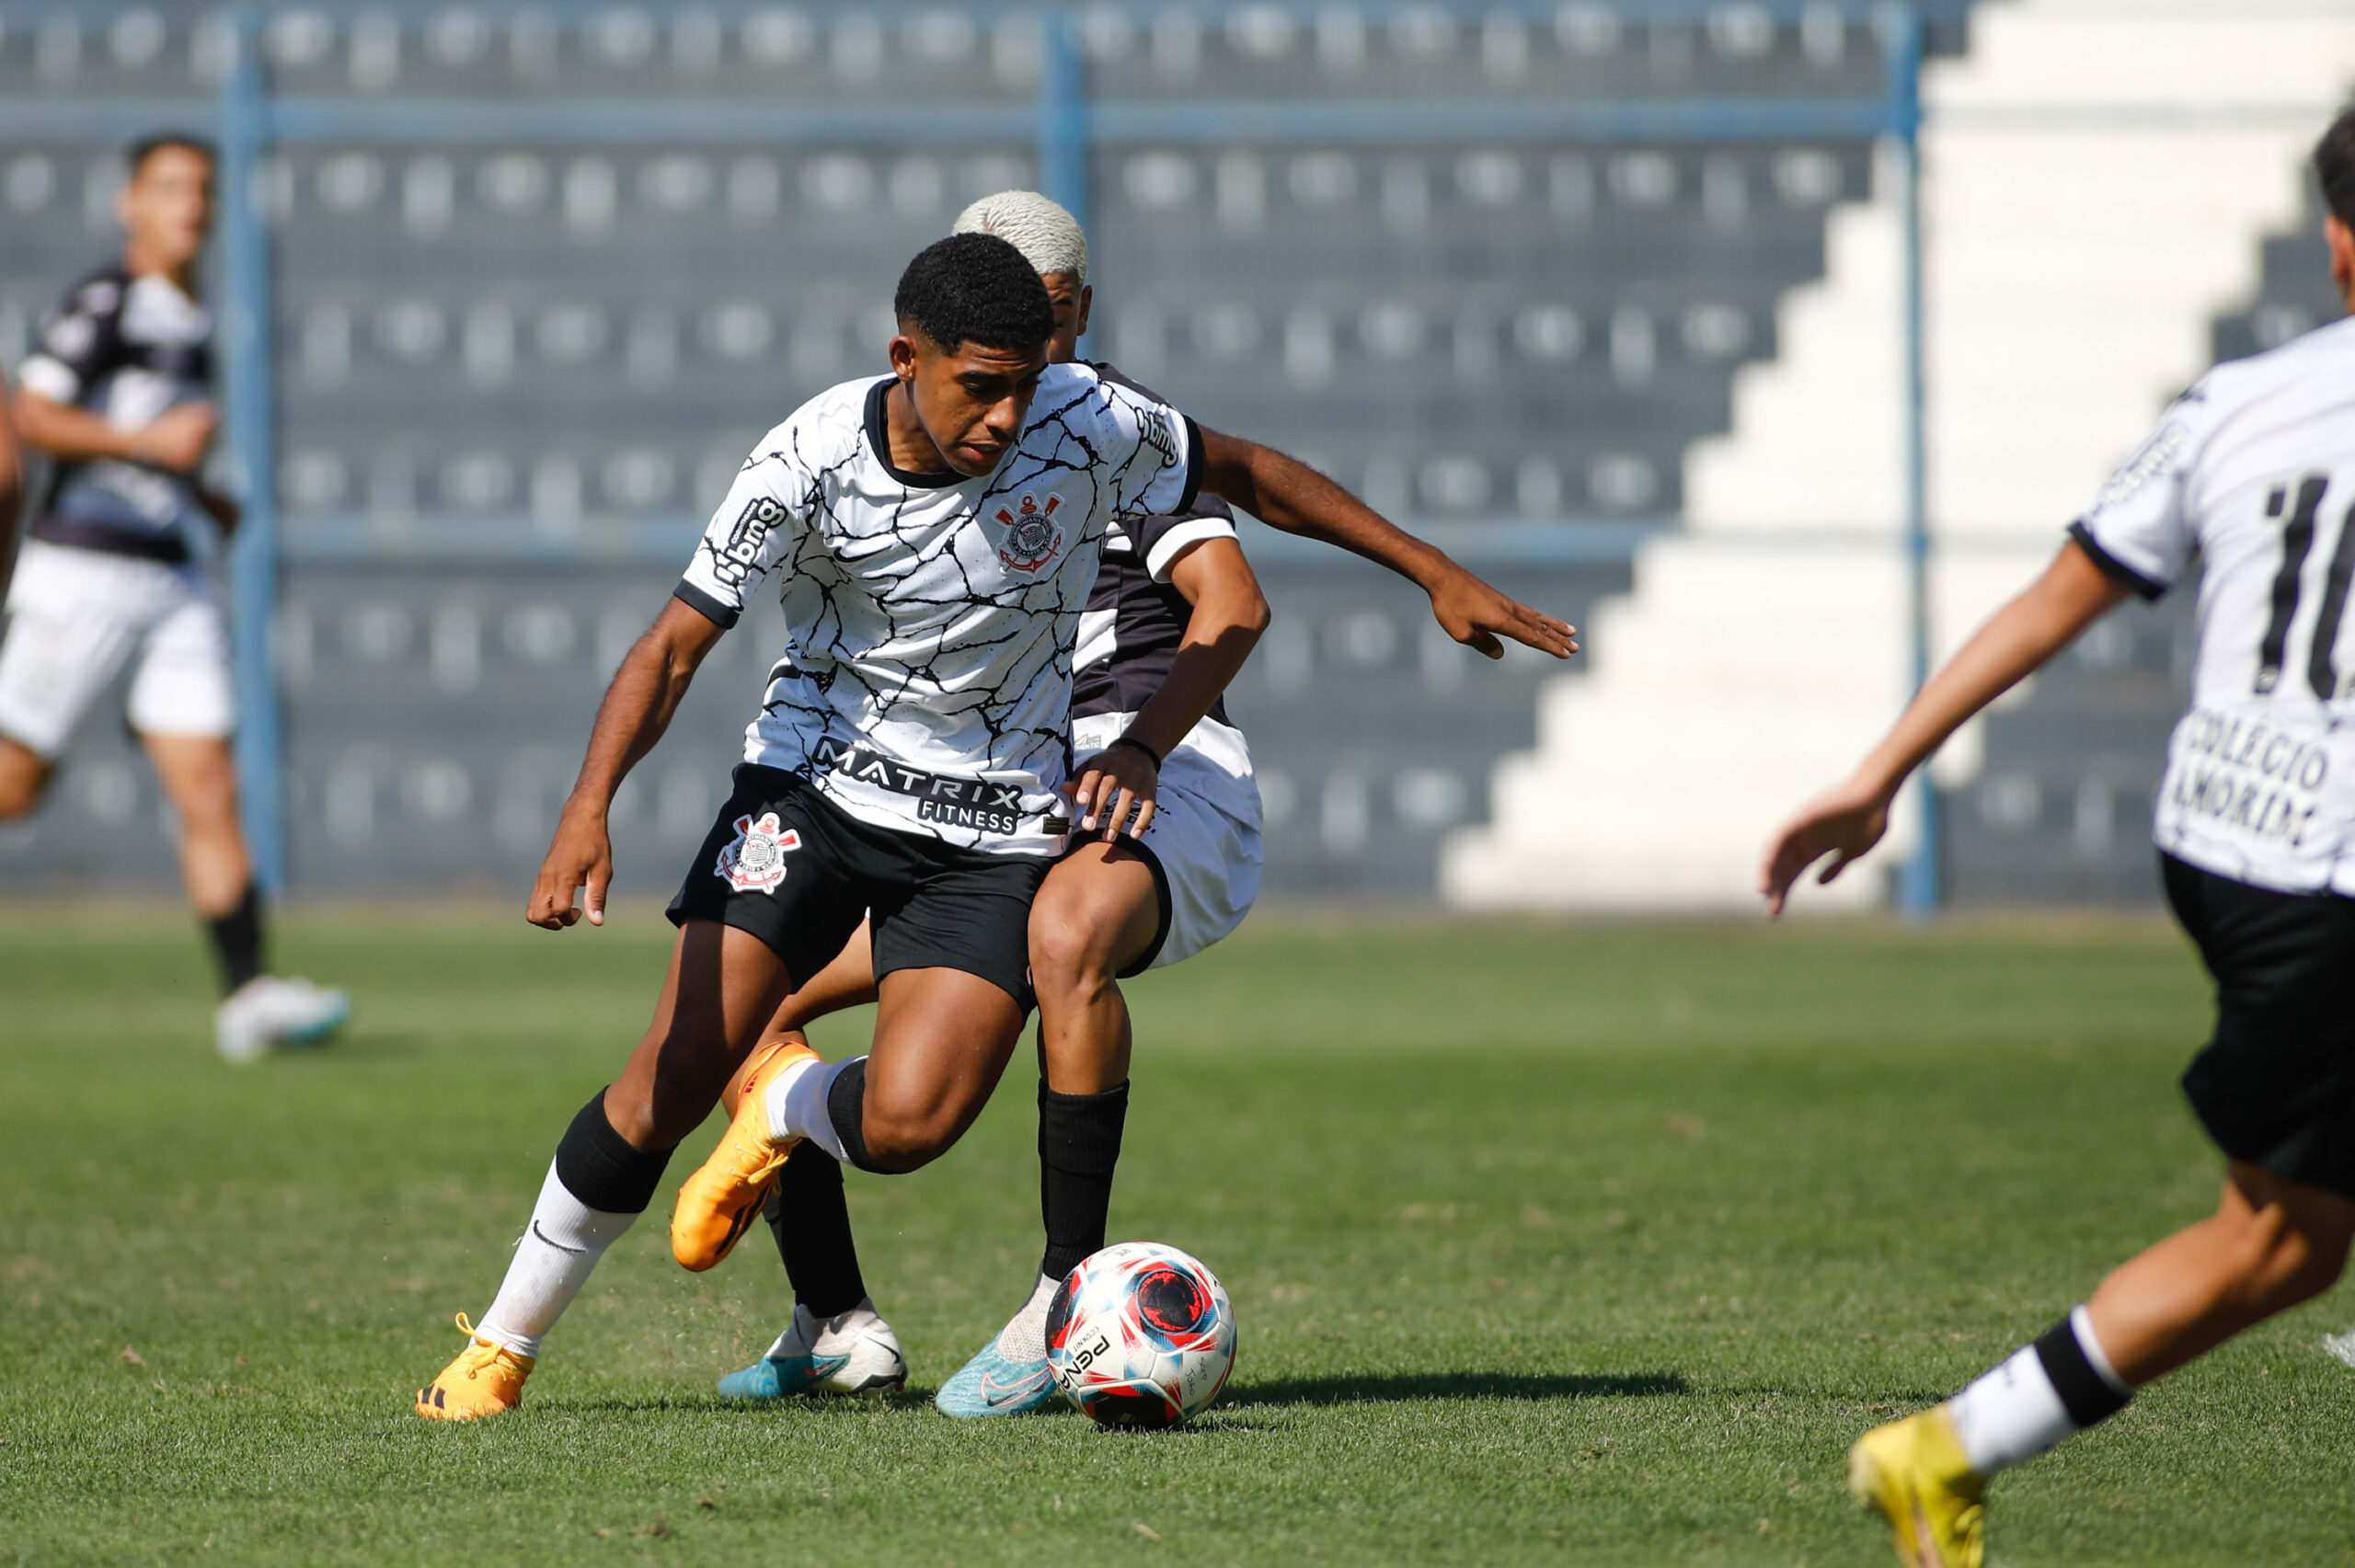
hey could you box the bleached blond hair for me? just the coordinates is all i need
[951,189,1089,285]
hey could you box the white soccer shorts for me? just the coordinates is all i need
[1072,710,1264,971]
[0,538,235,758]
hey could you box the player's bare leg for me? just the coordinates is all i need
[1853,1162,2353,1566]
[856,967,1030,1169]
[716,924,882,1114]
[142,731,247,915]
[673,964,1027,1277]
[1030,841,1161,1093]
[419,918,797,1419]
[713,925,909,1400]
[2086,1162,2352,1383]
[603,920,801,1150]
[144,731,351,1059]
[0,737,50,818]
[929,843,1162,1415]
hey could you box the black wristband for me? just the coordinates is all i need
[1106,735,1162,770]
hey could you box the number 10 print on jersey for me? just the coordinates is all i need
[2251,475,2355,703]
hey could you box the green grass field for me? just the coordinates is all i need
[3,906,2352,1566]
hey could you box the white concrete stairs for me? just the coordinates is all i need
[1444,0,2355,910]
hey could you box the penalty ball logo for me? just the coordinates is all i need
[716,810,800,893]
[993,491,1065,576]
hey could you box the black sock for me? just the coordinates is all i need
[552,1090,674,1214]
[205,884,265,995]
[1039,1081,1129,1282]
[826,1056,880,1173]
[2032,1313,2133,1427]
[764,1143,868,1319]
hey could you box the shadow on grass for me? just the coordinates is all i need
[1225,1370,1687,1408]
[558,1388,943,1418]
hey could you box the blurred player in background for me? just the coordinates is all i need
[0,134,349,1063]
[1762,110,2355,1568]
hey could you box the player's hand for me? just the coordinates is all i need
[1067,740,1160,841]
[131,401,218,475]
[1759,773,1894,919]
[1427,567,1577,661]
[528,805,614,929]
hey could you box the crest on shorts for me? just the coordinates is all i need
[993,491,1065,576]
[716,811,800,893]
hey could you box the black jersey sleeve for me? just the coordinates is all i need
[17,267,130,406]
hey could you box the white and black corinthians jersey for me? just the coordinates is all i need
[1073,362,1242,726]
[2071,315,2355,895]
[17,265,213,565]
[676,365,1200,856]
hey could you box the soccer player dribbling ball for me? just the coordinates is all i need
[0,134,349,1062]
[416,233,1572,1420]
[1763,111,2355,1568]
[705,191,1574,1415]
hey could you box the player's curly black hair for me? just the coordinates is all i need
[892,233,1055,356]
[2316,109,2355,231]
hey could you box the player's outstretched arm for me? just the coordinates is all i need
[1192,426,1576,662]
[529,597,727,930]
[1760,541,2131,916]
[1070,535,1271,841]
[11,387,215,474]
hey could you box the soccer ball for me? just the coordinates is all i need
[1044,1242,1236,1429]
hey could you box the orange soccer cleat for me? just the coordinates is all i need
[670,1038,819,1272]
[415,1314,534,1421]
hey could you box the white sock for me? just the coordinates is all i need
[472,1161,638,1360]
[994,1273,1062,1363]
[766,1054,858,1162]
[1945,1307,2131,1477]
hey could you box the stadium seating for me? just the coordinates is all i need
[1446,0,2355,910]
[13,1,2310,906]
[0,2,1921,898]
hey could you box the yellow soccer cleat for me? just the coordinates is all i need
[671,1038,818,1272]
[415,1314,534,1421]
[1848,1407,1987,1568]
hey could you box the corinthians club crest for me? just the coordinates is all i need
[993,490,1065,576]
[715,810,800,893]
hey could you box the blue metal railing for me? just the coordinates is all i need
[216,8,289,896]
[5,0,1934,909]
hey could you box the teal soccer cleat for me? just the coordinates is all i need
[935,1273,1065,1418]
[934,1338,1060,1418]
[718,1299,905,1400]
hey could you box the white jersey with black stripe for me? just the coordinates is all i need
[675,364,1201,857]
[2071,314,2355,895]
[1072,365,1243,727]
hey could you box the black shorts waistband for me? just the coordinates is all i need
[30,515,191,566]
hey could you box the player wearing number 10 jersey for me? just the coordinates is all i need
[1763,110,2355,1568]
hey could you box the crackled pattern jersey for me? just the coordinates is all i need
[2071,314,2355,895]
[675,364,1200,857]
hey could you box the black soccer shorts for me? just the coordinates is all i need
[2163,852,2355,1200]
[667,764,1049,1012]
